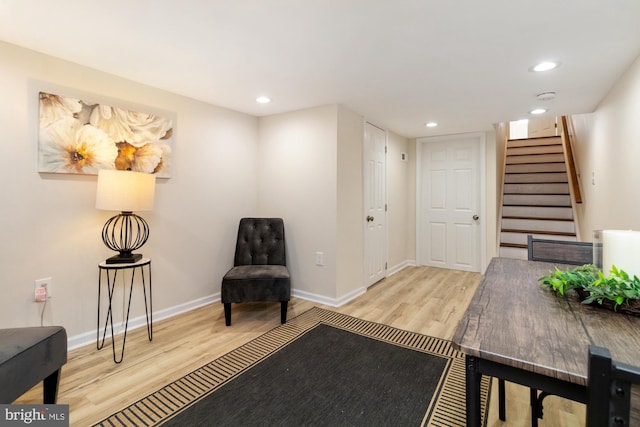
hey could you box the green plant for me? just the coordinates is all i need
[582,265,640,308]
[539,264,597,295]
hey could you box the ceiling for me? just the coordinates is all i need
[1,0,640,138]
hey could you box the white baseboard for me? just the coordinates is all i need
[291,286,366,307]
[68,279,385,350]
[68,293,220,351]
[387,259,417,277]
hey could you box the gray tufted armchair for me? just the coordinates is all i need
[221,218,291,326]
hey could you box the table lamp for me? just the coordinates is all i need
[96,169,156,264]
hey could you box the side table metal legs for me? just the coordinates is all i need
[97,260,152,363]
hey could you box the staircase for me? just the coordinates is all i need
[499,135,577,259]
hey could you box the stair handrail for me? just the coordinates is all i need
[495,123,509,254]
[560,116,582,204]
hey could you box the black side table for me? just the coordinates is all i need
[97,257,152,363]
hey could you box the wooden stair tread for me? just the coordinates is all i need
[504,180,569,184]
[501,229,576,237]
[502,203,571,208]
[507,159,564,166]
[505,170,566,174]
[506,142,562,149]
[504,171,566,175]
[507,145,563,149]
[506,151,562,156]
[508,136,561,141]
[500,242,528,249]
[502,216,574,222]
[503,192,569,195]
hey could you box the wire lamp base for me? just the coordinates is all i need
[102,212,149,264]
[105,252,143,264]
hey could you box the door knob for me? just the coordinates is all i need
[472,214,479,221]
[366,215,374,222]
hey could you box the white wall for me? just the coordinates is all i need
[1,38,486,343]
[258,107,415,301]
[387,131,412,271]
[572,54,640,237]
[0,41,259,339]
[484,130,498,264]
[406,140,417,263]
[336,106,364,299]
[257,105,339,300]
[494,122,508,253]
[258,104,384,303]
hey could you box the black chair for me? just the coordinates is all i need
[527,235,593,265]
[496,236,595,426]
[221,218,290,326]
[587,345,640,426]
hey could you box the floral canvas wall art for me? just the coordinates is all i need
[38,92,174,177]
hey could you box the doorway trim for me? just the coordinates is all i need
[416,132,487,272]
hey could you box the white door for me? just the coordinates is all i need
[364,122,387,286]
[418,135,481,272]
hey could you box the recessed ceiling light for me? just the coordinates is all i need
[256,96,271,104]
[530,108,547,115]
[530,61,560,72]
[425,122,438,128]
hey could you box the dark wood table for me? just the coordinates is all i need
[452,257,640,426]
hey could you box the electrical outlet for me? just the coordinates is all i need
[35,286,47,302]
[34,277,52,301]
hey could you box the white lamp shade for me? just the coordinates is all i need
[96,169,156,212]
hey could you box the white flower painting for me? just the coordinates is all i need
[38,92,174,177]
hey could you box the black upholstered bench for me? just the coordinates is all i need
[0,326,67,404]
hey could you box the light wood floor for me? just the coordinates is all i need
[18,266,586,426]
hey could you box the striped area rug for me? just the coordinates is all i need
[95,307,490,426]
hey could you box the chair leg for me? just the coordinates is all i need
[280,301,288,324]
[530,388,539,427]
[224,303,231,326]
[498,378,506,421]
[43,369,61,404]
